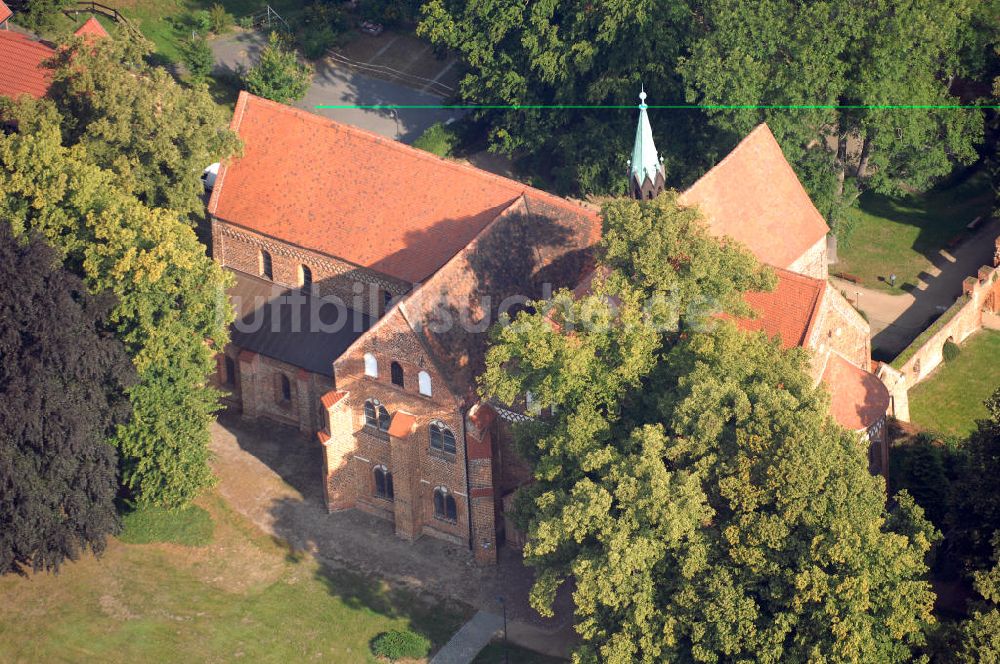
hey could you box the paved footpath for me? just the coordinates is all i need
[431,610,505,664]
[832,218,1000,359]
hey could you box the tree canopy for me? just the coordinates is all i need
[46,38,240,219]
[0,225,135,576]
[0,98,233,507]
[419,0,987,220]
[481,196,935,662]
[244,32,313,105]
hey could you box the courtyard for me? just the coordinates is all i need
[909,329,1000,438]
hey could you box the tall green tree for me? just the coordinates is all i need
[481,197,935,662]
[0,225,135,576]
[46,38,240,219]
[243,32,313,105]
[0,99,233,507]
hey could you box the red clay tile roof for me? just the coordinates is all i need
[387,411,417,438]
[316,430,331,444]
[320,390,348,409]
[74,16,110,38]
[735,267,825,348]
[679,124,829,269]
[0,1,12,24]
[823,352,890,430]
[0,31,54,100]
[209,92,600,284]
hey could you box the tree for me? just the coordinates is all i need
[481,197,935,662]
[418,0,717,194]
[0,225,135,576]
[951,534,1000,663]
[244,32,313,104]
[182,35,215,84]
[46,38,240,219]
[0,99,233,507]
[19,0,73,32]
[419,0,984,217]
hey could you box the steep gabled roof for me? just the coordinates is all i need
[399,194,600,399]
[0,1,12,24]
[735,267,825,348]
[679,124,829,269]
[0,31,54,100]
[74,16,110,38]
[209,92,600,284]
[823,352,890,431]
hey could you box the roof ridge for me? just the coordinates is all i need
[233,92,597,220]
[679,123,773,198]
[206,91,250,215]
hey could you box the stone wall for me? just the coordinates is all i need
[212,219,411,318]
[880,237,1000,422]
[808,285,872,377]
[789,235,829,280]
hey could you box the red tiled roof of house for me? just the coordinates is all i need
[823,352,891,430]
[0,1,12,24]
[735,267,825,348]
[0,31,54,100]
[209,92,600,284]
[320,390,348,409]
[74,16,110,38]
[387,411,417,438]
[679,124,829,270]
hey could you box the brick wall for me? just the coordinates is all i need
[228,346,332,433]
[212,219,410,318]
[807,285,872,378]
[330,307,484,556]
[789,235,829,280]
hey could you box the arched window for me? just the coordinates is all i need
[300,265,312,292]
[260,250,273,280]
[383,290,393,311]
[364,400,377,428]
[374,465,394,501]
[377,405,390,432]
[279,374,291,402]
[390,361,404,387]
[418,371,432,397]
[224,356,236,386]
[363,352,378,378]
[429,421,456,454]
[433,487,457,521]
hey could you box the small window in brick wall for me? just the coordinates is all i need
[433,487,457,521]
[300,265,312,292]
[364,353,378,378]
[260,250,273,280]
[429,421,456,454]
[279,374,291,402]
[418,371,432,397]
[390,361,404,387]
[224,356,236,386]
[374,465,394,501]
[364,399,390,432]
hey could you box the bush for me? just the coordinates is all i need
[119,503,214,546]
[244,31,313,103]
[189,9,213,33]
[209,3,233,34]
[300,25,339,60]
[370,630,431,660]
[238,15,255,30]
[182,35,214,83]
[413,122,458,157]
[943,339,961,362]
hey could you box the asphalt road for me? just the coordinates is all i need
[210,31,458,143]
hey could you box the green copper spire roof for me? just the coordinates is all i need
[629,88,663,186]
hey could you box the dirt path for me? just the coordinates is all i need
[210,412,578,658]
[832,218,1000,359]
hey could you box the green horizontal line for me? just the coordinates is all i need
[315,104,999,110]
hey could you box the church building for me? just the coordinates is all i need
[208,90,890,566]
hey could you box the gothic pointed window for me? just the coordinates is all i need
[300,265,312,292]
[377,405,390,432]
[224,356,236,386]
[418,371,432,396]
[390,361,404,387]
[429,421,456,455]
[363,353,378,377]
[374,465,394,501]
[433,487,457,521]
[260,250,273,280]
[279,374,291,402]
[364,400,377,428]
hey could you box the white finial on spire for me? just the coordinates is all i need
[639,86,647,109]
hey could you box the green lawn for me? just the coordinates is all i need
[0,492,469,663]
[835,168,992,293]
[909,330,1000,438]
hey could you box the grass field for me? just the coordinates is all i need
[0,492,469,663]
[835,168,992,293]
[909,330,1000,438]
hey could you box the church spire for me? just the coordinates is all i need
[628,87,665,200]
